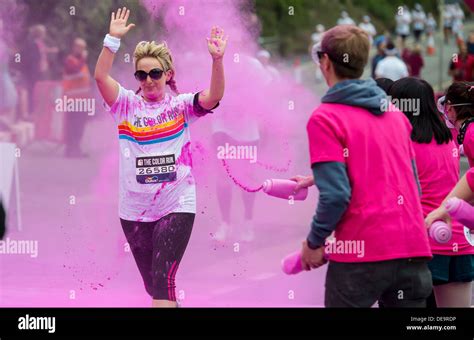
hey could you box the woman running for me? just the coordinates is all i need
[94,7,226,307]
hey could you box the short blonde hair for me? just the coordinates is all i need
[133,41,178,94]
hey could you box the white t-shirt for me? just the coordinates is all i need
[395,12,412,35]
[358,22,376,43]
[375,56,409,81]
[337,17,355,26]
[412,10,426,30]
[359,22,376,36]
[105,86,213,222]
[444,8,453,27]
[452,8,465,34]
[426,17,437,33]
[311,32,323,44]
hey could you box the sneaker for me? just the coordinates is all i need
[240,221,255,242]
[212,222,230,242]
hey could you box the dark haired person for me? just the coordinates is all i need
[375,77,394,94]
[389,77,473,307]
[291,25,432,307]
[439,81,474,167]
[448,43,474,82]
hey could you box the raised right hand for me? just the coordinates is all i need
[109,7,135,38]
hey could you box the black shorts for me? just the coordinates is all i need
[428,254,474,286]
[120,213,195,300]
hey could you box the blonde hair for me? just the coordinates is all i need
[133,41,178,94]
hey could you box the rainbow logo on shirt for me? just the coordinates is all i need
[118,117,188,145]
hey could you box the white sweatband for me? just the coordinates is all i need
[103,34,121,53]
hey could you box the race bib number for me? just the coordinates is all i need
[136,154,177,184]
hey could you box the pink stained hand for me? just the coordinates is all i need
[207,26,228,60]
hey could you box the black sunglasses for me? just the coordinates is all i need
[134,68,164,81]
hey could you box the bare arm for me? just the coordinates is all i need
[425,174,474,227]
[444,174,474,203]
[199,26,227,110]
[94,7,135,107]
[94,47,119,107]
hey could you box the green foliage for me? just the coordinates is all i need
[8,0,459,64]
[255,0,441,56]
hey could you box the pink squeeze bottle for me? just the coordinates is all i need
[445,197,474,230]
[429,221,452,244]
[281,251,329,275]
[262,179,308,201]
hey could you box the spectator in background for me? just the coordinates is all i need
[401,45,411,65]
[359,15,376,45]
[256,49,280,82]
[443,5,454,44]
[0,19,18,132]
[426,12,437,36]
[371,36,386,78]
[337,11,355,26]
[452,3,465,44]
[0,199,5,240]
[449,42,474,82]
[375,41,409,81]
[411,3,426,43]
[311,24,325,46]
[467,31,474,55]
[310,25,325,82]
[407,45,424,78]
[62,38,92,158]
[395,5,411,49]
[20,24,58,116]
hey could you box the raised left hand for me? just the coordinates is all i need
[207,26,228,60]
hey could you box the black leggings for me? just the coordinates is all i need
[120,213,195,301]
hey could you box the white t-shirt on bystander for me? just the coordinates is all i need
[375,56,409,81]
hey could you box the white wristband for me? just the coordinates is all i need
[103,34,121,53]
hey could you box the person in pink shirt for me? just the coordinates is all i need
[438,82,474,167]
[427,168,474,225]
[292,25,432,307]
[389,77,474,307]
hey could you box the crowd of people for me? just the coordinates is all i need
[0,22,92,157]
[303,22,474,308]
[308,4,473,84]
[1,4,473,310]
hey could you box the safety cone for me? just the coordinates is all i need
[426,34,436,56]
